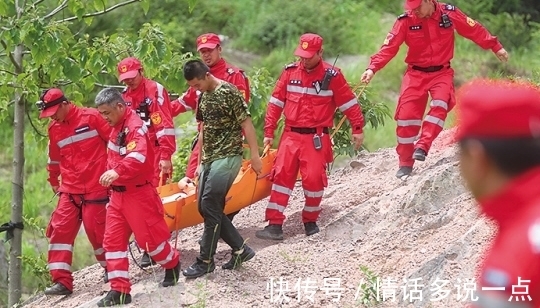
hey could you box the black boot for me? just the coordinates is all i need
[255,224,284,240]
[396,166,413,178]
[44,282,72,296]
[222,245,256,270]
[162,261,181,287]
[103,268,109,284]
[413,148,427,161]
[182,258,216,279]
[304,222,320,236]
[96,290,132,307]
[140,251,156,268]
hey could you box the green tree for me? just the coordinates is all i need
[0,0,192,305]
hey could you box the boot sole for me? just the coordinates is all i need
[255,231,283,241]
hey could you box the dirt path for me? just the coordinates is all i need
[22,128,494,308]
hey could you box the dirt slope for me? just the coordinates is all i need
[22,128,494,308]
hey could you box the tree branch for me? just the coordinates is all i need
[32,0,46,7]
[43,0,68,20]
[25,99,48,138]
[94,83,125,89]
[59,0,140,23]
[0,40,22,73]
[0,69,17,76]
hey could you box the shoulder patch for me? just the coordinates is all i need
[226,67,235,75]
[444,4,455,11]
[284,62,298,70]
[398,13,408,20]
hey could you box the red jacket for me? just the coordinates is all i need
[264,60,364,138]
[171,58,250,117]
[122,78,176,161]
[47,104,111,193]
[107,108,155,186]
[475,166,540,307]
[368,2,503,73]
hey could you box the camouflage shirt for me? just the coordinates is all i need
[196,81,250,164]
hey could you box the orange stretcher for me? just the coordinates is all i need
[158,145,276,232]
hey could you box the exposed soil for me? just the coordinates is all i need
[22,128,495,308]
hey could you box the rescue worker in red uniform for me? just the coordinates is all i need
[95,88,180,307]
[361,0,509,179]
[117,57,176,187]
[455,79,540,308]
[117,57,176,267]
[38,88,111,296]
[171,32,250,221]
[255,33,365,240]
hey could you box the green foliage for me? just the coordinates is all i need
[20,216,50,292]
[356,265,382,307]
[171,122,198,182]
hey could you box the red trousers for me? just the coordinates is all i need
[265,130,331,225]
[46,190,108,291]
[395,67,455,167]
[104,184,180,294]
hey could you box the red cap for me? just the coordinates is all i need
[196,33,221,51]
[117,57,142,82]
[294,33,323,58]
[404,0,422,10]
[38,88,66,119]
[455,79,540,141]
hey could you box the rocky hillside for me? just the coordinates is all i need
[22,128,494,308]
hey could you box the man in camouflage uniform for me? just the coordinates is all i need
[180,59,262,278]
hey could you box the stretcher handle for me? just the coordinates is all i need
[330,83,368,140]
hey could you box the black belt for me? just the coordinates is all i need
[111,183,149,192]
[291,127,329,134]
[411,65,445,73]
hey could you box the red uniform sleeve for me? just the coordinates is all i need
[263,69,288,138]
[331,70,365,134]
[171,87,198,117]
[150,83,177,161]
[451,7,503,52]
[46,129,61,187]
[228,70,251,103]
[112,125,149,180]
[91,111,112,143]
[367,17,407,73]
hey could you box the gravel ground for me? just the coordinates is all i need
[23,128,495,308]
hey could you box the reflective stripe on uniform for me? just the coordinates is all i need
[48,243,73,251]
[107,270,129,279]
[397,119,422,127]
[126,152,146,163]
[303,189,324,198]
[105,251,128,259]
[269,96,285,108]
[148,241,165,257]
[424,115,445,128]
[57,130,99,148]
[287,85,333,97]
[156,249,174,265]
[272,184,292,195]
[430,99,448,110]
[267,202,286,213]
[338,98,358,113]
[48,262,71,271]
[397,136,416,144]
[156,128,176,138]
[108,141,120,152]
[303,206,322,212]
[156,83,165,105]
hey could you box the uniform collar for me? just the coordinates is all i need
[54,104,76,124]
[299,59,324,74]
[479,166,540,223]
[126,77,147,94]
[210,58,227,73]
[114,108,132,128]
